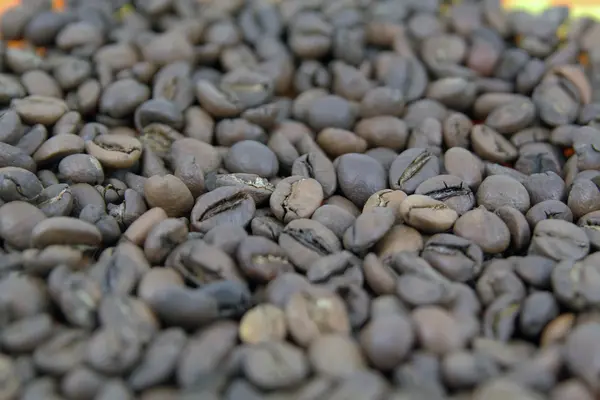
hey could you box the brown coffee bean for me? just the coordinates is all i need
[412,306,466,355]
[308,334,367,378]
[454,206,511,254]
[191,186,256,233]
[239,304,287,344]
[360,314,415,371]
[363,189,407,223]
[270,176,323,223]
[30,216,102,248]
[399,194,459,234]
[242,341,310,390]
[0,354,21,400]
[0,201,47,249]
[317,128,367,158]
[285,286,350,347]
[85,134,143,169]
[144,175,194,218]
[12,95,69,125]
[123,207,169,246]
[138,268,185,304]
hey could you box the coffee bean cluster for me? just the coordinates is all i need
[1,0,600,399]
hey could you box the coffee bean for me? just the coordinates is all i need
[565,322,600,392]
[270,176,323,223]
[389,148,440,195]
[123,207,167,246]
[366,147,398,171]
[0,201,47,249]
[12,95,69,126]
[363,189,407,223]
[236,236,292,283]
[471,125,518,164]
[399,195,459,233]
[337,153,387,207]
[495,206,532,252]
[454,206,511,254]
[166,239,245,287]
[191,186,256,233]
[0,354,21,399]
[205,172,274,206]
[143,175,194,218]
[359,313,414,370]
[285,286,350,347]
[422,233,483,282]
[519,291,560,338]
[128,328,186,391]
[143,217,188,265]
[343,208,395,255]
[308,334,366,378]
[85,133,142,169]
[33,329,89,375]
[412,306,466,355]
[529,220,590,261]
[98,295,158,344]
[292,151,337,198]
[526,200,574,228]
[415,175,476,216]
[0,166,43,202]
[224,140,279,178]
[477,175,531,213]
[31,216,102,248]
[1,313,53,353]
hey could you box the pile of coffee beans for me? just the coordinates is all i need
[2,0,600,398]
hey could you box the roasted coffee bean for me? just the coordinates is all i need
[399,195,459,234]
[270,176,323,223]
[336,153,387,207]
[343,208,395,255]
[224,140,279,178]
[291,151,337,198]
[279,218,341,272]
[412,306,466,355]
[519,291,560,338]
[0,201,47,249]
[477,175,531,214]
[526,200,574,228]
[308,334,367,378]
[564,322,600,392]
[144,174,194,218]
[191,187,256,233]
[415,175,476,216]
[306,251,364,290]
[129,328,187,391]
[454,206,511,254]
[33,329,89,375]
[476,260,527,306]
[85,134,143,169]
[495,206,532,252]
[98,295,158,344]
[311,204,356,238]
[205,172,274,206]
[552,254,600,310]
[422,234,483,282]
[285,286,350,347]
[471,125,518,164]
[389,148,440,195]
[236,236,292,282]
[165,240,245,287]
[242,341,309,390]
[529,220,590,261]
